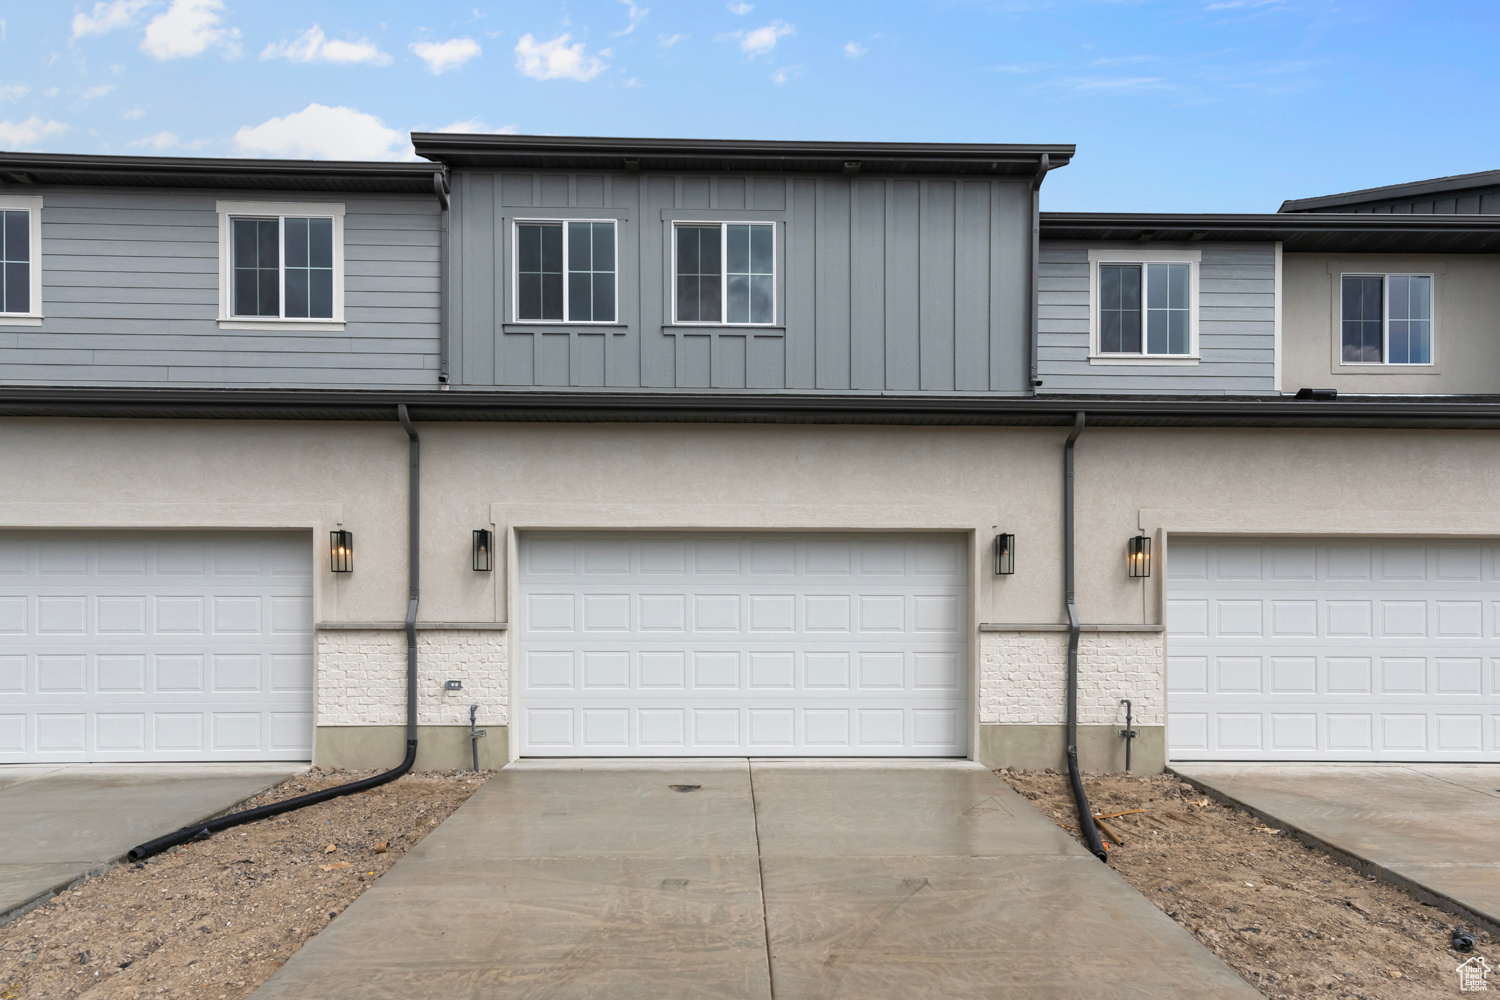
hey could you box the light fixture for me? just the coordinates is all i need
[330,530,353,574]
[472,528,494,573]
[1127,533,1151,579]
[993,533,1015,575]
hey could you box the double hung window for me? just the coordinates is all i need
[674,222,775,325]
[0,197,42,322]
[1097,261,1193,356]
[515,220,616,322]
[1341,273,1431,365]
[218,202,344,326]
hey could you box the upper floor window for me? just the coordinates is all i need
[514,220,616,323]
[1342,273,1431,365]
[217,201,345,328]
[0,196,43,325]
[674,222,775,325]
[1096,261,1193,356]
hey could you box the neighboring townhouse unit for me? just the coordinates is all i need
[3,138,1500,775]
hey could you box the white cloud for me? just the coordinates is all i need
[514,33,607,81]
[843,41,866,57]
[71,0,151,40]
[727,20,792,57]
[130,130,178,148]
[0,85,28,102]
[0,118,69,150]
[122,107,146,118]
[410,37,481,74]
[432,118,519,134]
[261,25,391,66]
[659,32,686,47]
[1045,75,1168,93]
[141,0,240,60]
[726,2,754,13]
[43,87,61,97]
[613,0,647,36]
[770,64,801,85]
[231,103,409,160]
[80,84,117,100]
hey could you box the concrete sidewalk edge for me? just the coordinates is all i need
[1168,766,1500,938]
[0,767,305,930]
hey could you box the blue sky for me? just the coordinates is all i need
[1,1,1496,211]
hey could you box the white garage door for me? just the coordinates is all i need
[0,532,314,763]
[1168,538,1500,761]
[516,533,968,757]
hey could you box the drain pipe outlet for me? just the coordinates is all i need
[128,406,424,862]
[1064,411,1108,862]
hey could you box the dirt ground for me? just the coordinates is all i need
[999,768,1492,1000]
[0,768,488,1000]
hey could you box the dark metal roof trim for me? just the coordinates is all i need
[6,386,1500,430]
[1041,212,1500,254]
[0,151,438,194]
[411,133,1075,176]
[1279,167,1500,213]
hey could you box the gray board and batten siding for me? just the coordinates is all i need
[0,186,440,388]
[1036,243,1277,395]
[446,170,1036,393]
[1291,188,1500,216]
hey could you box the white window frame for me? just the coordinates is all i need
[670,220,778,327]
[1087,248,1201,365]
[1338,271,1437,367]
[510,218,620,325]
[0,195,44,326]
[216,201,345,331]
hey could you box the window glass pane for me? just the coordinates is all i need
[676,226,721,323]
[283,217,333,319]
[1387,275,1431,364]
[232,218,279,317]
[1410,275,1431,320]
[725,223,772,323]
[565,221,616,322]
[517,223,563,320]
[1341,276,1382,363]
[1098,264,1141,353]
[1409,320,1431,364]
[0,210,28,313]
[1143,263,1190,355]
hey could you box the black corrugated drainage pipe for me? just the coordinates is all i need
[1064,411,1109,862]
[128,406,423,862]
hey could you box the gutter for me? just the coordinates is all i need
[10,387,1500,429]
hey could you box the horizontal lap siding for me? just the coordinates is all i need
[5,188,440,388]
[451,170,1033,393]
[1037,244,1276,395]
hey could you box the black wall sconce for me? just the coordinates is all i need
[330,530,354,574]
[1127,533,1151,578]
[472,528,494,572]
[993,533,1015,575]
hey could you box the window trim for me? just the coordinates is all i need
[669,220,779,328]
[1338,270,1437,368]
[0,195,44,326]
[1087,248,1201,363]
[509,217,620,325]
[216,200,346,331]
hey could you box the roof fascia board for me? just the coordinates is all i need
[0,152,437,191]
[1279,168,1500,213]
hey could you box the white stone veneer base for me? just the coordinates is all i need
[316,629,508,728]
[979,630,1163,728]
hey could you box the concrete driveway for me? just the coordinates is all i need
[0,763,303,924]
[253,760,1256,999]
[1175,763,1500,934]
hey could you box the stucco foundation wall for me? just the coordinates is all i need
[978,630,1163,728]
[315,629,508,728]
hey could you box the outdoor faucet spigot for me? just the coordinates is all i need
[1119,699,1138,772]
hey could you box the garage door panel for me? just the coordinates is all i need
[0,532,313,762]
[1170,538,1500,761]
[518,533,968,757]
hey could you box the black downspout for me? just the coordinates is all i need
[1028,152,1051,395]
[434,171,451,387]
[1064,411,1108,862]
[129,407,424,862]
